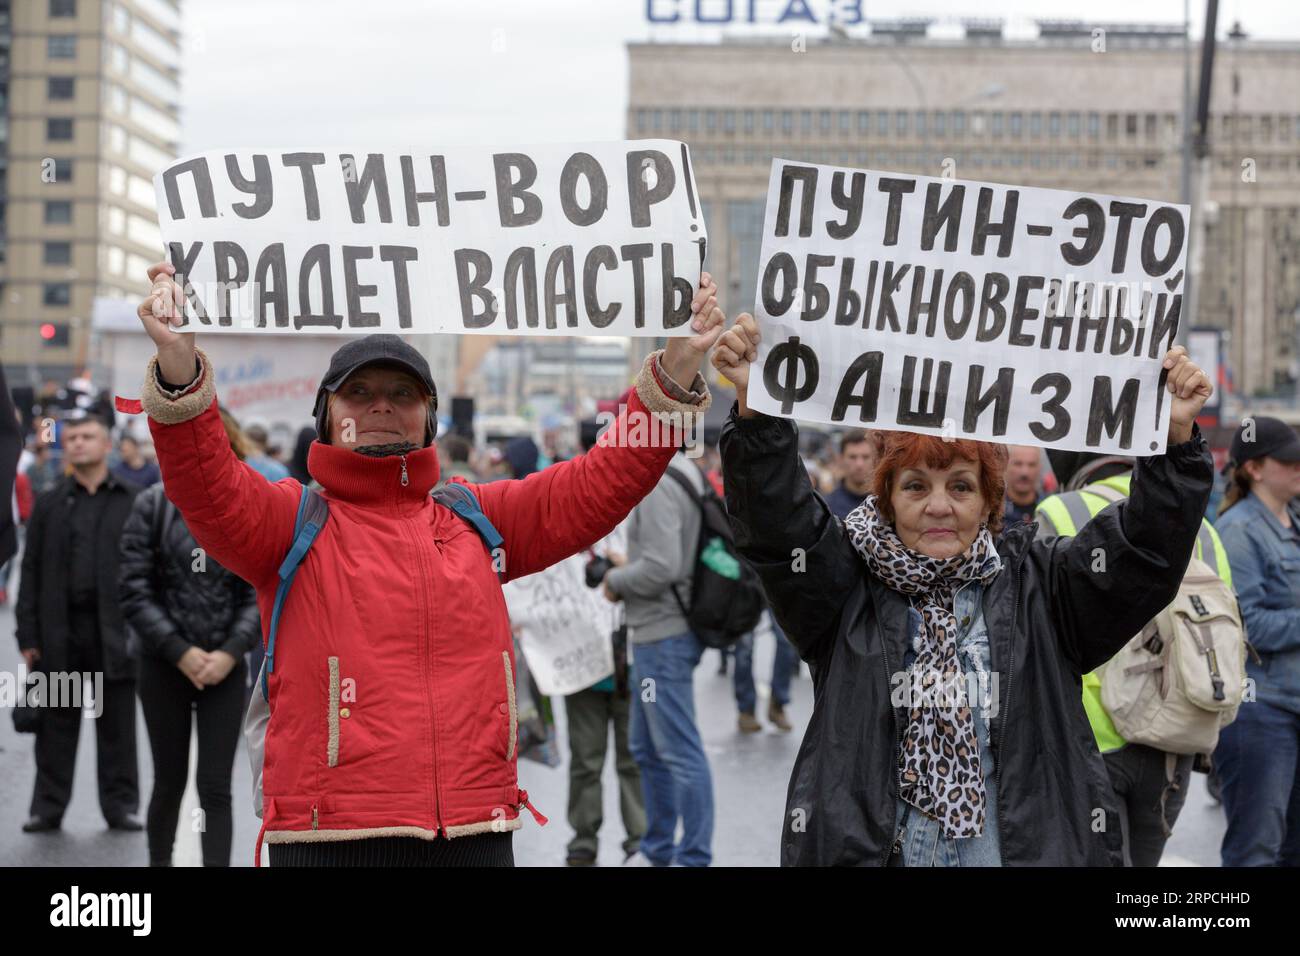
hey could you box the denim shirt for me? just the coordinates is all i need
[891,581,1003,866]
[1215,493,1300,714]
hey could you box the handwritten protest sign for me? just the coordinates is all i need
[503,530,623,697]
[153,141,706,337]
[747,161,1189,454]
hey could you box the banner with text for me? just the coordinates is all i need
[153,141,707,337]
[748,161,1189,454]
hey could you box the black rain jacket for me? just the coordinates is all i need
[719,406,1213,866]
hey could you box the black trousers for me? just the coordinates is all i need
[269,832,515,867]
[1104,742,1195,867]
[29,613,139,823]
[137,653,246,867]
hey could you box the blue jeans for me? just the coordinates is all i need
[629,632,714,867]
[1214,699,1300,866]
[733,612,797,713]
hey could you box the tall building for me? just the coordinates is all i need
[0,0,181,385]
[627,20,1300,398]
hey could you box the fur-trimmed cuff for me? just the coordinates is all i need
[141,348,217,425]
[634,349,712,427]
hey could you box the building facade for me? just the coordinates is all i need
[1,0,181,385]
[627,21,1300,398]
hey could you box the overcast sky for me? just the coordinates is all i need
[178,0,1300,154]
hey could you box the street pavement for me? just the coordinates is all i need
[0,593,1225,867]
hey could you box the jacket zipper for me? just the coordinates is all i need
[403,509,443,835]
[992,554,1023,862]
[875,595,901,867]
[399,454,409,487]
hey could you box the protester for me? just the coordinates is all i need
[1002,445,1043,529]
[112,434,161,488]
[712,312,1214,866]
[119,408,262,866]
[1034,445,1232,866]
[242,424,291,483]
[135,261,720,867]
[26,441,63,497]
[439,434,478,482]
[16,414,143,833]
[288,425,315,485]
[601,444,716,867]
[504,435,541,479]
[1213,416,1300,866]
[733,610,797,733]
[826,429,881,519]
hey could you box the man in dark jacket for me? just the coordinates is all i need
[17,414,143,832]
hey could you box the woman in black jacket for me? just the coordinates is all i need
[118,409,262,867]
[711,314,1215,866]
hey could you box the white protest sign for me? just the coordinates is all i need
[504,549,619,698]
[748,161,1189,454]
[153,141,707,337]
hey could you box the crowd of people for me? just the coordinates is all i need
[3,261,1298,869]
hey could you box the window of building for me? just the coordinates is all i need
[635,110,647,133]
[688,110,699,132]
[991,112,1003,137]
[762,109,774,132]
[723,146,735,164]
[934,111,945,137]
[652,110,663,132]
[1144,113,1156,138]
[743,110,754,134]
[857,111,869,134]
[45,200,73,224]
[1125,114,1138,136]
[1281,115,1293,141]
[43,283,71,306]
[915,111,926,137]
[839,111,850,135]
[1029,113,1041,137]
[1087,112,1100,137]
[818,110,830,134]
[876,111,889,135]
[48,35,77,59]
[896,111,909,135]
[669,109,682,132]
[48,77,75,100]
[1010,112,1023,137]
[781,110,792,135]
[1067,112,1080,137]
[952,111,965,135]
[1108,114,1119,138]
[53,158,73,181]
[49,0,76,16]
[800,110,812,134]
[112,4,130,33]
[724,110,736,133]
[44,241,72,265]
[705,110,717,132]
[47,118,73,141]
[1049,112,1061,137]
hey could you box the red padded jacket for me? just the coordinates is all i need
[140,347,706,865]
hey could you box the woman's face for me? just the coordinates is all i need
[328,365,428,448]
[889,459,989,560]
[1246,456,1300,503]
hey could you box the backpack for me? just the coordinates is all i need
[663,465,766,650]
[1084,482,1248,756]
[244,480,504,818]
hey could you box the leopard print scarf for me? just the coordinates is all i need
[843,495,1002,839]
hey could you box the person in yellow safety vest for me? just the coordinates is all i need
[1034,450,1232,867]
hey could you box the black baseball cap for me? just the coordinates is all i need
[1226,415,1300,471]
[312,334,438,446]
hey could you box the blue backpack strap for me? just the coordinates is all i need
[262,484,329,702]
[431,482,505,580]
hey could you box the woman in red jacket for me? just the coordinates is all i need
[136,261,722,867]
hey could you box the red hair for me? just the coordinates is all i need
[872,432,1009,535]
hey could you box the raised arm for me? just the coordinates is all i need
[1030,347,1216,673]
[136,263,298,587]
[472,274,725,582]
[713,314,860,664]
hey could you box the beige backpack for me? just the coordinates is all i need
[1086,485,1248,755]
